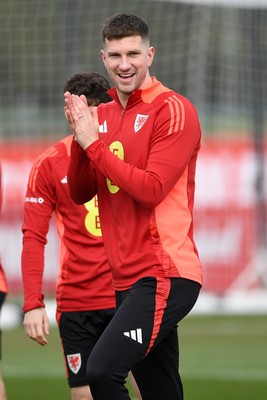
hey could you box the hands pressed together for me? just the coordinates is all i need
[64,92,99,150]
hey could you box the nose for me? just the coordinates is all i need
[119,56,131,71]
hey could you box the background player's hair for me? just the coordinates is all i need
[64,72,112,106]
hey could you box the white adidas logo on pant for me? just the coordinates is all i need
[123,328,143,344]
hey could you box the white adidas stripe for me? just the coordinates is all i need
[123,328,143,344]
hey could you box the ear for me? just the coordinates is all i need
[147,46,155,67]
[101,50,107,68]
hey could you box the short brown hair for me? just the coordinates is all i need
[101,13,150,44]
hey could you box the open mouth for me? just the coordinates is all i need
[118,73,135,80]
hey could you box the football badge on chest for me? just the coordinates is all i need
[134,114,149,133]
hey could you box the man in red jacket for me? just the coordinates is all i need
[22,73,119,400]
[65,13,203,400]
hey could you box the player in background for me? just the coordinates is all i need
[65,13,203,400]
[22,72,142,400]
[0,164,8,400]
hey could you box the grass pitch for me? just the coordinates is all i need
[2,314,267,399]
[180,314,267,399]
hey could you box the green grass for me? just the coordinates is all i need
[2,315,267,399]
[180,315,267,399]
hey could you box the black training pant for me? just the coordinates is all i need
[86,277,200,400]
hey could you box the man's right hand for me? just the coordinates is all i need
[23,307,50,346]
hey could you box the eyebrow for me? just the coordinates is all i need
[107,49,142,56]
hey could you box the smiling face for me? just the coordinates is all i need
[101,35,155,107]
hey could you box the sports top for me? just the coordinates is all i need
[68,77,203,291]
[22,136,115,312]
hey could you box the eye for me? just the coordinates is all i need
[129,52,139,57]
[108,53,120,58]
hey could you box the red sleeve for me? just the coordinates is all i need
[0,262,8,294]
[67,138,97,204]
[0,164,8,294]
[0,163,2,211]
[85,98,201,208]
[21,155,55,312]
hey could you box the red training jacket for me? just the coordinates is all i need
[21,135,115,312]
[68,77,203,290]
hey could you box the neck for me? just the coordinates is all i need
[140,76,153,90]
[117,76,153,109]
